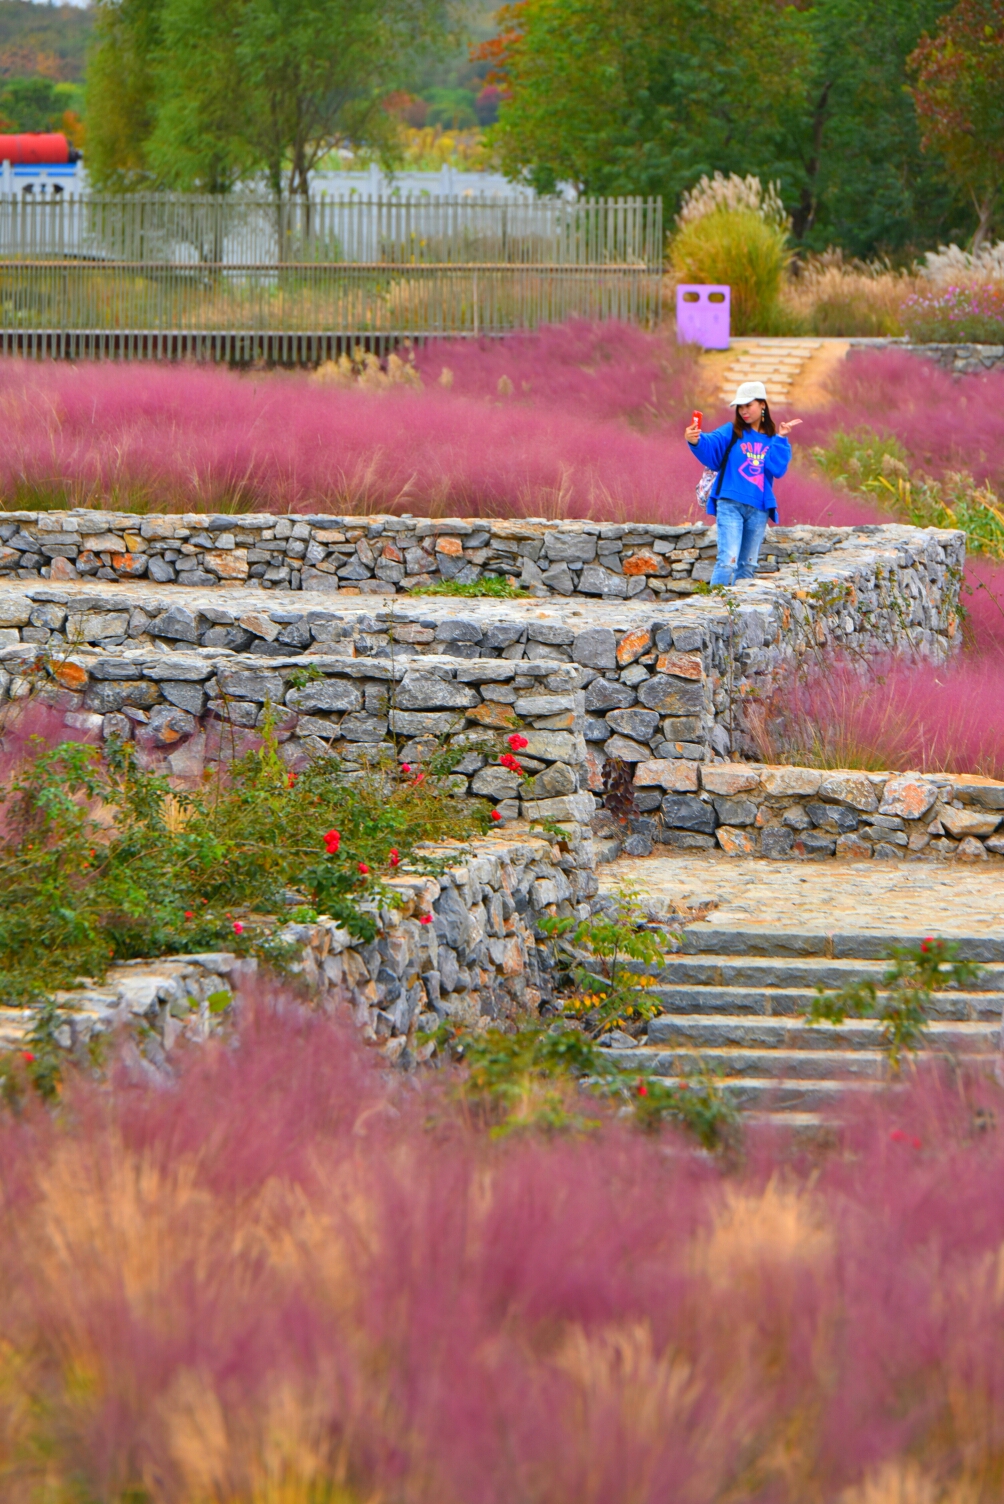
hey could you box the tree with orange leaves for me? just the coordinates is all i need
[909,0,1004,251]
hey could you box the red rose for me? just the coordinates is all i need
[490,809,502,821]
[358,862,369,875]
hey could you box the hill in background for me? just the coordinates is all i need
[0,0,92,83]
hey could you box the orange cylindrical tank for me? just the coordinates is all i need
[0,134,70,165]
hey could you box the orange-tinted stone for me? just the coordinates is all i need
[435,535,463,556]
[622,551,662,575]
[466,702,516,728]
[382,543,404,562]
[111,552,149,577]
[52,660,88,689]
[717,826,755,856]
[656,650,703,680]
[204,550,249,579]
[616,627,651,666]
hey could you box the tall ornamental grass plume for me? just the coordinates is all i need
[803,347,1004,496]
[4,987,1004,1502]
[746,651,1004,779]
[0,326,880,529]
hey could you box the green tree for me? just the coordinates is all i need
[909,0,1004,250]
[87,0,448,196]
[85,0,162,189]
[486,0,972,256]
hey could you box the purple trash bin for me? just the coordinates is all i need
[675,284,730,349]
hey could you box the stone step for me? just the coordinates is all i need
[678,927,1004,963]
[653,954,1004,992]
[646,1015,999,1052]
[607,1045,992,1082]
[644,984,1002,1021]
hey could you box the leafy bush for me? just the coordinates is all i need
[0,725,489,1005]
[408,577,530,598]
[807,937,981,1071]
[900,282,1004,343]
[810,426,1004,557]
[669,207,793,335]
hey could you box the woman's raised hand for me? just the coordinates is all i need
[777,418,803,438]
[685,420,701,444]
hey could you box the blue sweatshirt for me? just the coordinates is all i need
[689,423,791,522]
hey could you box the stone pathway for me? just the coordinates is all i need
[600,852,1004,938]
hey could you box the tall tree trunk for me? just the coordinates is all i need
[970,187,996,254]
[791,80,832,241]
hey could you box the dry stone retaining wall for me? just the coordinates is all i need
[11,829,591,1066]
[0,518,967,771]
[599,760,1004,863]
[0,508,962,600]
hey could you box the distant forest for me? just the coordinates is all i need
[0,0,92,82]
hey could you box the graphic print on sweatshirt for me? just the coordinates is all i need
[738,439,769,491]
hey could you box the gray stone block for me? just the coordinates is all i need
[471,765,522,800]
[395,675,480,710]
[661,794,717,833]
[286,680,364,713]
[339,713,389,742]
[605,707,661,741]
[388,709,466,736]
[543,531,596,563]
[434,618,482,643]
[147,557,177,583]
[541,563,575,594]
[161,680,206,716]
[761,826,794,859]
[150,605,199,642]
[585,677,634,711]
[573,626,617,670]
[84,680,160,713]
[578,565,628,597]
[806,801,859,834]
[216,670,284,702]
[638,675,704,715]
[713,796,758,826]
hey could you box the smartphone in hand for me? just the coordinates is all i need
[691,410,703,431]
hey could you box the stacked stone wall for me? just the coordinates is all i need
[30,829,592,1064]
[0,517,967,773]
[599,761,1004,863]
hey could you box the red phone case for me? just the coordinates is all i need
[691,410,703,430]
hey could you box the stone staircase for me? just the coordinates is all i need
[605,925,1003,1113]
[717,338,824,406]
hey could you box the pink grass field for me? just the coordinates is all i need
[2,989,1004,1503]
[0,322,879,526]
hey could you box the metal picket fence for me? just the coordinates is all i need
[0,192,663,361]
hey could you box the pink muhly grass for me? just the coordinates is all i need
[3,990,1004,1500]
[0,326,874,528]
[749,649,1004,780]
[803,347,1004,495]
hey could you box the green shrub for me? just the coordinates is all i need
[0,728,490,1005]
[670,208,794,336]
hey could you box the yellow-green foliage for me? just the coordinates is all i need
[670,208,792,335]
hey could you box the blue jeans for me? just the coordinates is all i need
[710,499,769,585]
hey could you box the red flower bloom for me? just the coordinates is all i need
[490,809,502,821]
[637,1080,648,1097]
[507,733,529,751]
[287,772,297,787]
[388,849,400,866]
[499,752,524,775]
[920,937,933,953]
[358,862,370,875]
[232,921,244,935]
[400,763,412,773]
[184,910,194,920]
[324,828,340,853]
[411,771,425,784]
[419,914,433,925]
[22,1051,35,1064]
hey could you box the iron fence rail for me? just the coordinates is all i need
[0,193,662,354]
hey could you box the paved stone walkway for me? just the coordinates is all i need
[601,852,1004,939]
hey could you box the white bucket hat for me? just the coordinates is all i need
[730,380,768,406]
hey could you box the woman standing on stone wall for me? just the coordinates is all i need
[685,380,802,585]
